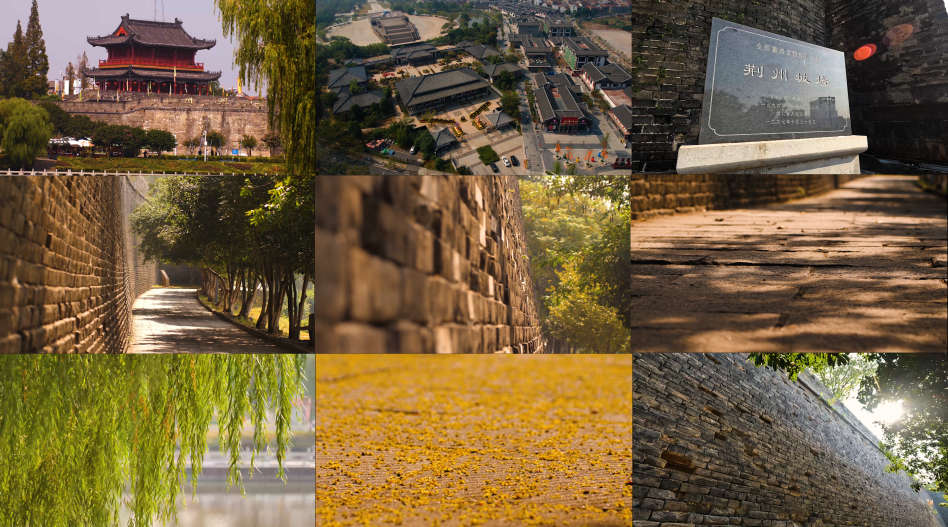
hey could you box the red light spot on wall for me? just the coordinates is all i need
[854,44,876,61]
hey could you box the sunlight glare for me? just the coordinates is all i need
[873,400,904,425]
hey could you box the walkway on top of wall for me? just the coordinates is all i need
[631,176,948,353]
[129,288,284,353]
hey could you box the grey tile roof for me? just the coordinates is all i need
[535,84,586,122]
[333,89,385,113]
[328,66,369,91]
[483,62,525,79]
[582,63,632,85]
[558,37,609,57]
[88,15,215,50]
[465,45,501,60]
[391,43,438,60]
[431,127,459,149]
[610,104,633,131]
[483,111,515,127]
[395,68,490,108]
[83,66,222,82]
[535,73,575,87]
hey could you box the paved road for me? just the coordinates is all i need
[130,288,284,353]
[632,176,948,353]
[315,355,632,527]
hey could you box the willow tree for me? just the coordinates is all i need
[0,354,305,527]
[215,0,316,175]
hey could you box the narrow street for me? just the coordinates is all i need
[130,288,284,353]
[632,176,948,352]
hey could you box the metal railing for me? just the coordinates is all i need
[98,58,204,70]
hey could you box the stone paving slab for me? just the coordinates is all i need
[632,176,948,353]
[314,355,632,526]
[130,288,284,353]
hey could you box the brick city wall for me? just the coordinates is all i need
[0,176,156,353]
[826,0,948,163]
[630,0,948,172]
[631,175,866,218]
[314,175,544,353]
[633,353,941,527]
[47,93,270,154]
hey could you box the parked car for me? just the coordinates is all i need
[409,146,417,155]
[510,155,519,166]
[489,163,499,173]
[502,157,510,167]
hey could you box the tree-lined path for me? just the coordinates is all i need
[632,176,948,353]
[129,288,282,353]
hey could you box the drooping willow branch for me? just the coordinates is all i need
[0,355,305,527]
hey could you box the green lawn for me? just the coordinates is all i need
[476,144,500,165]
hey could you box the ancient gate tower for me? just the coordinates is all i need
[313,176,544,353]
[630,0,948,171]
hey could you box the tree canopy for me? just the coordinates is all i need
[0,98,53,170]
[216,0,316,175]
[0,354,305,527]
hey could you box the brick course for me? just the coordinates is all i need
[633,353,941,527]
[0,176,156,353]
[630,0,948,171]
[631,175,866,218]
[314,176,544,353]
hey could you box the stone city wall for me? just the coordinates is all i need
[633,353,941,527]
[46,93,270,154]
[826,0,948,163]
[630,0,948,172]
[314,175,544,353]
[0,175,156,353]
[631,175,866,219]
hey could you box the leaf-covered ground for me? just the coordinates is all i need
[314,355,632,526]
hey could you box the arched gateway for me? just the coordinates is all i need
[81,14,222,95]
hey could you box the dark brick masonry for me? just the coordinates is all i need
[630,0,948,171]
[631,175,866,218]
[314,176,544,353]
[0,176,156,353]
[633,353,941,527]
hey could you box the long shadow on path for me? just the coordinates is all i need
[130,288,283,353]
[632,176,948,353]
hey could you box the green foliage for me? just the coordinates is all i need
[499,90,520,119]
[552,161,562,175]
[413,130,436,161]
[747,353,850,381]
[217,0,316,175]
[857,354,948,495]
[810,354,878,402]
[0,97,53,169]
[205,130,227,149]
[92,124,146,155]
[145,128,177,155]
[239,134,258,156]
[349,103,364,123]
[349,78,361,95]
[0,354,305,527]
[347,120,362,138]
[485,54,505,65]
[476,144,500,165]
[494,70,516,91]
[24,0,49,95]
[0,21,30,98]
[321,90,339,110]
[545,260,630,353]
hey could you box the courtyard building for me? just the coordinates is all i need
[551,36,609,72]
[483,62,526,83]
[395,68,491,114]
[514,37,555,72]
[430,127,460,152]
[333,89,386,116]
[82,14,221,95]
[580,63,632,91]
[464,44,502,61]
[371,12,421,45]
[514,16,543,37]
[542,19,574,37]
[391,43,441,65]
[535,83,592,133]
[328,66,369,93]
[481,111,516,130]
[609,104,633,143]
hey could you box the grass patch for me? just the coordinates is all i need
[198,293,311,341]
[52,157,285,174]
[476,144,500,165]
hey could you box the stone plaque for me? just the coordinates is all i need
[699,18,852,145]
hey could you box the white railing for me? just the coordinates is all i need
[2,169,260,176]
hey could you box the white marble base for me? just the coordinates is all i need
[676,136,868,174]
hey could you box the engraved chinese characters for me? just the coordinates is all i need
[699,18,852,145]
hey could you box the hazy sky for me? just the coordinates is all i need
[0,0,259,95]
[844,394,903,442]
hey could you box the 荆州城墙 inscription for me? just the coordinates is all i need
[699,18,852,145]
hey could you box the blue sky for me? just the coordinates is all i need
[0,0,260,95]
